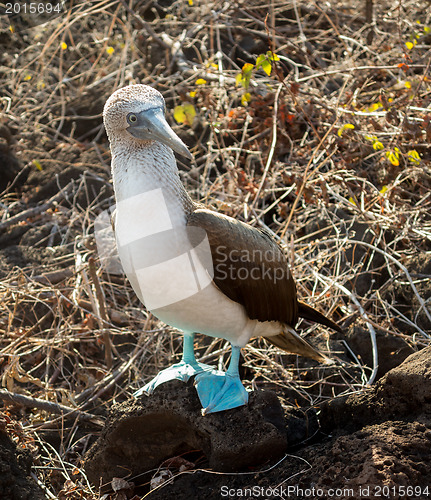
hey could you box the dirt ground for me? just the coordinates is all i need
[0,0,431,498]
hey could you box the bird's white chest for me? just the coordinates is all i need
[111,154,281,346]
[113,181,261,344]
[112,160,213,313]
[114,185,192,305]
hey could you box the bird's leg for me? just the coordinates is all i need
[134,332,214,397]
[194,345,249,415]
[181,331,200,366]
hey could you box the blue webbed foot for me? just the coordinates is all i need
[134,331,214,397]
[134,360,213,397]
[194,370,249,415]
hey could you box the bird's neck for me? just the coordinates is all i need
[111,142,195,224]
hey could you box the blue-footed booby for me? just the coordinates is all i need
[103,84,342,415]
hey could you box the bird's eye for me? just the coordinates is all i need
[128,113,137,123]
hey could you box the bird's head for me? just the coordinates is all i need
[103,84,192,159]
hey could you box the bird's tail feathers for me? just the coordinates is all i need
[297,301,343,334]
[264,326,333,364]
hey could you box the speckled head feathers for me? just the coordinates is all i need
[103,84,191,159]
[103,84,165,139]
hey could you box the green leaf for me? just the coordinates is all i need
[242,63,254,74]
[266,50,279,61]
[261,59,272,75]
[255,54,266,70]
[236,63,254,89]
[256,52,278,76]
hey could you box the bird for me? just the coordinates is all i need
[103,84,343,415]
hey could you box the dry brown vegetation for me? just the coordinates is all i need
[0,0,431,497]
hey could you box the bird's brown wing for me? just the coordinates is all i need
[187,208,298,325]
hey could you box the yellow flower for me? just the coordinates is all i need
[106,46,114,55]
[385,148,400,166]
[337,123,355,137]
[407,150,421,165]
[372,141,384,151]
[241,93,251,106]
[61,42,67,50]
[368,102,380,112]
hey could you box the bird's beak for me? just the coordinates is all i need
[127,107,193,160]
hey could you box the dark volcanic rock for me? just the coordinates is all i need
[297,419,431,499]
[319,346,431,433]
[0,424,44,500]
[83,381,287,488]
[84,350,431,498]
[140,348,431,500]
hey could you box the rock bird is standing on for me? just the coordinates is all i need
[103,84,342,414]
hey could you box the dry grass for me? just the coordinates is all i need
[1,0,431,497]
